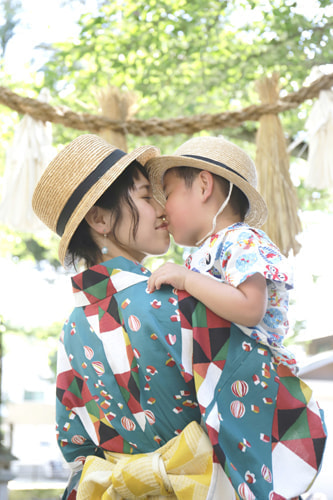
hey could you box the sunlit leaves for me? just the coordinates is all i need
[42,0,333,128]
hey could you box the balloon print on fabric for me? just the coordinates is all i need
[121,416,136,431]
[84,345,94,360]
[230,400,245,418]
[128,315,141,332]
[238,482,255,500]
[92,361,105,376]
[71,435,86,445]
[144,409,156,425]
[231,380,249,398]
[261,464,272,483]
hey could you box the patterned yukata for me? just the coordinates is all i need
[185,222,296,367]
[56,256,326,499]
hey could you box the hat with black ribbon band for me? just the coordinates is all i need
[56,149,126,236]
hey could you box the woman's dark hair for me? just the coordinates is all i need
[67,160,148,269]
[167,166,249,221]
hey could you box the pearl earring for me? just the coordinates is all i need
[101,232,108,255]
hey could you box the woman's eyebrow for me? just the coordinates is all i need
[135,182,151,192]
[135,182,151,194]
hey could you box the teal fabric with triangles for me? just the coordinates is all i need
[56,257,327,500]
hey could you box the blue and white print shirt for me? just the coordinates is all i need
[185,223,295,365]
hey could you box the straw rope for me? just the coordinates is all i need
[96,86,137,151]
[255,73,302,256]
[0,72,332,136]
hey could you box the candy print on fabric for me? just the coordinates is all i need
[165,354,175,367]
[176,292,327,498]
[244,470,256,484]
[121,298,131,309]
[165,333,177,345]
[150,299,161,309]
[57,258,326,500]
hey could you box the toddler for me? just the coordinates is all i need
[147,135,296,366]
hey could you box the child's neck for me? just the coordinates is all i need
[196,213,241,246]
[214,212,241,233]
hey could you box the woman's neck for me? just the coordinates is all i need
[100,241,145,265]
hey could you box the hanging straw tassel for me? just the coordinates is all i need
[255,73,302,256]
[96,86,138,151]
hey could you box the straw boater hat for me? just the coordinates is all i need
[32,134,159,265]
[147,135,267,227]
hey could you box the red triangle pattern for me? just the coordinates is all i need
[193,327,213,360]
[280,437,317,469]
[99,308,121,333]
[306,407,327,439]
[275,378,307,411]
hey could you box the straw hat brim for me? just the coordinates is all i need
[147,155,268,227]
[57,145,159,265]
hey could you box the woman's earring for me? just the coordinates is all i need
[101,232,108,255]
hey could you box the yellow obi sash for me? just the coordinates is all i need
[77,421,214,499]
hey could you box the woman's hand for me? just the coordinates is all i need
[147,262,191,292]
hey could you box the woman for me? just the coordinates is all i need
[32,134,326,500]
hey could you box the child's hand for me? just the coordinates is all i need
[147,262,190,292]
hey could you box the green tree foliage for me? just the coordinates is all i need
[1,0,333,265]
[0,0,21,57]
[41,0,333,149]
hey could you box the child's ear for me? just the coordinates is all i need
[85,206,110,234]
[198,170,214,201]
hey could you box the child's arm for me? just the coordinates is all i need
[147,262,267,327]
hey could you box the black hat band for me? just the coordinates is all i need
[182,154,247,182]
[56,148,127,236]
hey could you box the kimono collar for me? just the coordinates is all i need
[71,256,150,307]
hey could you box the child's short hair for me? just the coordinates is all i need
[167,166,249,221]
